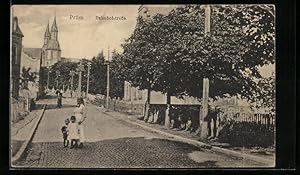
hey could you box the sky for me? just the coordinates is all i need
[12,5,140,59]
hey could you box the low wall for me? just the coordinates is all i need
[91,97,145,115]
[11,97,28,123]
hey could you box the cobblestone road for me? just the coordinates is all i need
[14,98,264,168]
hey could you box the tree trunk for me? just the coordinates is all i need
[165,92,171,128]
[143,88,151,121]
[199,78,209,140]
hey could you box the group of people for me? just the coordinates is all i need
[61,97,87,149]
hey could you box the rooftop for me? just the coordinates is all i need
[23,48,42,59]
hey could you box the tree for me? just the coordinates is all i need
[110,51,125,98]
[121,15,168,119]
[88,51,107,95]
[121,4,275,132]
[48,61,78,90]
[252,72,275,113]
[20,67,37,90]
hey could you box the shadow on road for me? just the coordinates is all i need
[46,104,76,110]
[14,137,221,168]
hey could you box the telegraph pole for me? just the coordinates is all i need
[70,70,75,97]
[86,62,91,97]
[77,60,84,97]
[55,70,60,89]
[106,47,110,111]
[47,69,51,91]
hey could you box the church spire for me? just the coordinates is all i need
[51,16,58,32]
[44,20,51,45]
[50,16,58,40]
[44,20,50,37]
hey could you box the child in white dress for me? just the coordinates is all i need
[68,116,80,149]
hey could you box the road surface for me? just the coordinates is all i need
[14,98,264,168]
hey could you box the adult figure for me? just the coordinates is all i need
[73,97,87,148]
[57,92,62,108]
[207,105,223,139]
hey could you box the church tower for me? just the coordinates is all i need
[44,21,50,45]
[50,16,58,40]
[41,16,61,67]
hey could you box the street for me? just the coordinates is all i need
[14,98,264,168]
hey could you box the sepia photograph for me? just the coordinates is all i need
[10,4,275,168]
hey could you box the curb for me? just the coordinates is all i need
[11,104,47,165]
[102,110,274,166]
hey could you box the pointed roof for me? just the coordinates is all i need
[44,21,51,37]
[12,17,24,37]
[51,16,58,32]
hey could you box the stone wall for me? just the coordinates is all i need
[91,96,145,115]
[11,97,28,123]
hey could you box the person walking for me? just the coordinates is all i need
[73,97,87,148]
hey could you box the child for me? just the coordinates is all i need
[61,118,70,147]
[68,116,80,149]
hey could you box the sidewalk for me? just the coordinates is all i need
[11,109,43,157]
[90,103,274,166]
[11,98,50,163]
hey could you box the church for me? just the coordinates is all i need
[21,16,61,70]
[41,16,61,67]
[19,16,62,100]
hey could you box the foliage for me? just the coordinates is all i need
[218,119,274,148]
[110,51,125,98]
[251,72,275,113]
[88,52,107,95]
[48,61,78,90]
[121,5,275,103]
[20,67,37,90]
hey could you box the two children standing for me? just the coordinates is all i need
[61,97,87,149]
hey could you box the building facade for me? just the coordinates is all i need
[20,48,42,99]
[11,16,24,99]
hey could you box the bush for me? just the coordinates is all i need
[218,120,274,148]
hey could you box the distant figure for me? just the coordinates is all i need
[69,116,80,149]
[61,118,70,148]
[56,89,60,96]
[207,105,223,139]
[57,93,62,108]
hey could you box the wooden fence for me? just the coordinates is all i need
[220,111,275,129]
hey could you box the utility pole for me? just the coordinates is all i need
[77,60,84,97]
[47,69,51,91]
[70,70,75,97]
[105,47,110,111]
[86,62,91,97]
[55,70,60,89]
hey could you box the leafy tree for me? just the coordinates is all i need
[88,51,107,95]
[110,51,125,98]
[251,72,275,113]
[121,5,275,132]
[20,67,37,90]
